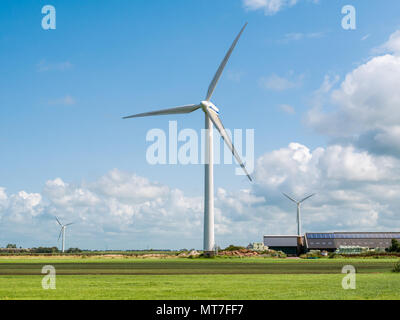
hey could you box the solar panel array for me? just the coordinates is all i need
[306,233,400,239]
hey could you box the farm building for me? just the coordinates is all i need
[263,232,400,255]
[304,232,400,252]
[263,235,304,255]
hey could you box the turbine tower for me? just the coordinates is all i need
[55,216,74,253]
[123,23,252,254]
[283,193,315,236]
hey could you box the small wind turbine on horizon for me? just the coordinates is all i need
[123,23,252,254]
[55,216,74,253]
[283,193,316,236]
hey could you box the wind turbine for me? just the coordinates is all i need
[123,23,252,254]
[55,216,74,253]
[282,193,315,236]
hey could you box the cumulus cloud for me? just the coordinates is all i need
[0,169,276,249]
[0,188,9,216]
[0,170,203,249]
[1,170,266,249]
[0,189,41,224]
[253,143,400,232]
[306,30,400,156]
[2,142,400,249]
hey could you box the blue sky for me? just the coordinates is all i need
[1,0,400,249]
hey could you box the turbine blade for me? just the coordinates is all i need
[65,223,74,226]
[58,228,63,241]
[123,104,200,119]
[205,23,248,101]
[204,107,252,181]
[55,216,62,226]
[300,194,316,203]
[283,193,298,203]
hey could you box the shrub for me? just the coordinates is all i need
[224,245,245,251]
[303,250,323,259]
[333,254,345,259]
[393,262,400,273]
[31,247,59,254]
[201,253,216,259]
[65,248,82,254]
[388,239,400,253]
[275,251,287,258]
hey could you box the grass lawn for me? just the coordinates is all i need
[0,256,399,299]
[0,274,399,300]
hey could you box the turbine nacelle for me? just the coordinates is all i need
[201,101,220,115]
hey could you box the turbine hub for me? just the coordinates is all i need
[200,101,220,114]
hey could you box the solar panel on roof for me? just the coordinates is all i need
[306,232,400,240]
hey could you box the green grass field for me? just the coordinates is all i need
[0,256,399,300]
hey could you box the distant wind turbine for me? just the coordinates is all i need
[283,193,316,236]
[123,23,252,254]
[55,216,74,253]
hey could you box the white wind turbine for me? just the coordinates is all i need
[283,193,315,236]
[55,216,74,253]
[123,23,252,254]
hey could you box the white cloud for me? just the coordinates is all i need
[227,70,244,82]
[243,0,299,15]
[2,191,43,223]
[280,31,325,43]
[0,170,204,249]
[279,104,295,115]
[0,188,8,214]
[308,54,400,138]
[317,74,340,94]
[253,143,400,232]
[318,145,398,182]
[243,0,318,15]
[48,95,76,106]
[375,30,400,55]
[1,143,400,249]
[259,73,303,91]
[306,31,400,156]
[373,126,400,151]
[361,34,370,41]
[0,188,7,202]
[331,54,400,131]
